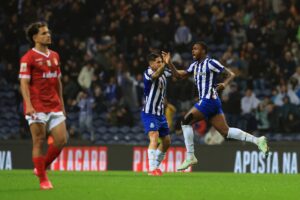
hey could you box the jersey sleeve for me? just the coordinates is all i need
[208,59,225,74]
[164,67,172,77]
[186,62,196,74]
[144,68,154,81]
[19,54,32,79]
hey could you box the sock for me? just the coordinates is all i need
[155,150,166,168]
[148,149,156,171]
[32,156,47,182]
[45,144,62,169]
[227,127,258,145]
[181,125,195,160]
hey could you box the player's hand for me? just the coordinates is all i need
[216,83,226,91]
[162,51,171,64]
[25,104,36,116]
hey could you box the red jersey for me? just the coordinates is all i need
[19,48,63,113]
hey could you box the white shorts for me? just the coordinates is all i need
[25,111,66,132]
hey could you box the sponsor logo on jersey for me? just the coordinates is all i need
[20,63,27,72]
[35,58,43,62]
[43,71,58,78]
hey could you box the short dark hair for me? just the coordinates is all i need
[194,41,208,54]
[147,52,161,63]
[26,22,48,44]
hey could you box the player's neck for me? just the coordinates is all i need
[198,55,207,62]
[34,44,49,54]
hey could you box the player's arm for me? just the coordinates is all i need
[162,51,189,79]
[58,77,66,116]
[216,67,235,91]
[151,64,166,80]
[20,78,35,115]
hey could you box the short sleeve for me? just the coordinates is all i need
[208,59,225,74]
[144,68,154,81]
[186,62,196,74]
[164,67,172,77]
[19,54,32,79]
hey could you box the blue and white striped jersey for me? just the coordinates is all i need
[186,57,225,100]
[142,67,172,116]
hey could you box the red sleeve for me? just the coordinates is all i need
[19,53,32,79]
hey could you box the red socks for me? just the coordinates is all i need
[45,144,62,169]
[33,156,47,182]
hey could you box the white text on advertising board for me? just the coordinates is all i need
[234,151,298,174]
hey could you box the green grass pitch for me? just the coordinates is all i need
[0,170,299,200]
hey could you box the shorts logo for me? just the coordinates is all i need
[150,122,155,128]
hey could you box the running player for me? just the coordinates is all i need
[162,41,269,171]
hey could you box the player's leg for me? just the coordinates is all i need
[210,114,269,157]
[155,135,171,168]
[148,131,160,172]
[45,113,67,169]
[29,122,53,189]
[177,106,205,170]
[182,107,205,157]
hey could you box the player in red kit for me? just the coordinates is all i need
[19,22,68,190]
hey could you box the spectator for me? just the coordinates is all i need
[78,61,95,90]
[274,84,300,106]
[77,90,95,141]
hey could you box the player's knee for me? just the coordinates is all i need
[218,127,229,138]
[181,113,193,125]
[33,136,46,147]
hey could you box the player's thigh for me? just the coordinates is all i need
[49,121,68,146]
[210,114,229,136]
[29,123,47,142]
[148,131,159,143]
[160,135,171,148]
[183,107,206,125]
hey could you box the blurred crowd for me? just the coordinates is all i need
[0,0,300,137]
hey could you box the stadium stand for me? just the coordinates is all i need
[0,0,300,143]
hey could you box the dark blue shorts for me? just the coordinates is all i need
[141,112,169,137]
[194,98,224,119]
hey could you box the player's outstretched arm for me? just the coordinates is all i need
[162,51,189,79]
[20,78,36,116]
[216,67,235,91]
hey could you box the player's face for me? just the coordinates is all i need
[150,57,164,71]
[192,44,204,60]
[34,26,51,45]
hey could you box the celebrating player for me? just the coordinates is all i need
[19,22,68,189]
[162,41,269,171]
[141,52,172,176]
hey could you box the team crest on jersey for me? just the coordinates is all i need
[46,60,52,67]
[20,63,27,72]
[53,58,58,66]
[150,122,155,128]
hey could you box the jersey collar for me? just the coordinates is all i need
[32,48,51,58]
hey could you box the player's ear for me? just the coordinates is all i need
[32,34,37,42]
